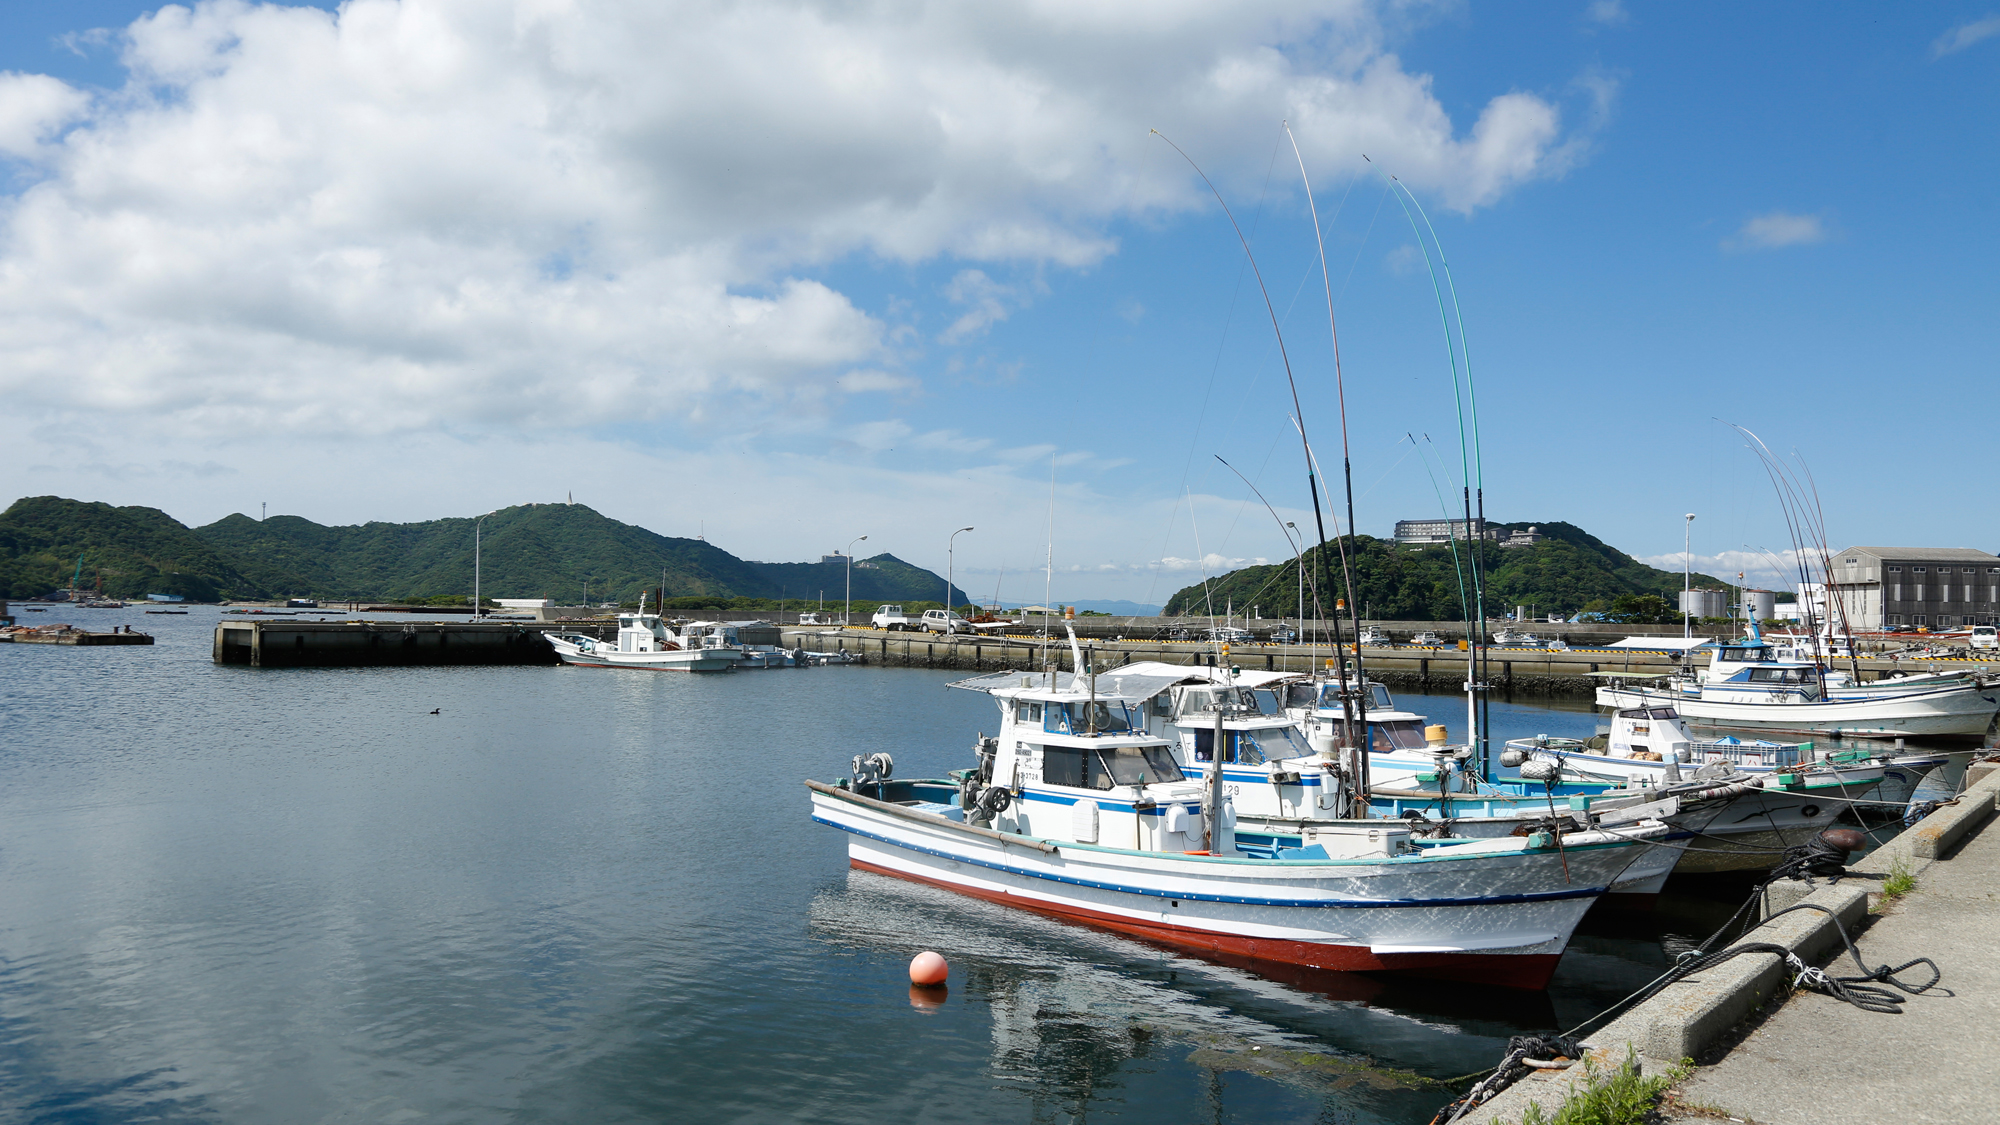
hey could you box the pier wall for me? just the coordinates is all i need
[1473,766,2000,1123]
[214,620,560,667]
[781,628,1678,697]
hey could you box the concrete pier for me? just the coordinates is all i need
[784,627,1684,696]
[2,627,154,646]
[1472,765,2000,1124]
[214,619,560,667]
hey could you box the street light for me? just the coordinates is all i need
[947,526,974,614]
[474,510,497,619]
[845,534,868,625]
[1683,513,1696,638]
[1286,522,1303,628]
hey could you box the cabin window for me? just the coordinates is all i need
[1371,684,1394,710]
[1323,719,1427,752]
[1250,689,1281,715]
[1284,683,1318,710]
[1649,708,1678,720]
[1748,668,1806,683]
[1618,708,1649,719]
[1194,728,1268,763]
[1151,694,1173,717]
[1041,746,1085,788]
[1069,701,1133,733]
[1015,701,1042,723]
[1044,745,1184,789]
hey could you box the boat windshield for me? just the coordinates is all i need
[1044,700,1133,734]
[1322,718,1429,753]
[1042,744,1185,789]
[1747,668,1810,684]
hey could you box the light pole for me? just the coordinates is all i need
[473,510,497,618]
[948,526,974,614]
[845,534,868,625]
[1286,522,1302,629]
[1683,513,1696,638]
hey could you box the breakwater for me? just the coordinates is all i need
[213,618,565,666]
[782,628,1687,697]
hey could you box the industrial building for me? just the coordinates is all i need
[1820,546,2000,631]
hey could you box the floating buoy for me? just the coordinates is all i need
[909,950,948,986]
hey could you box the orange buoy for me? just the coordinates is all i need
[909,950,948,985]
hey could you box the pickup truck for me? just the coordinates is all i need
[870,605,915,631]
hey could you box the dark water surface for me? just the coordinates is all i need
[2,608,1721,1125]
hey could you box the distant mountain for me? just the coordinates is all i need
[0,496,254,601]
[1164,521,1728,620]
[0,496,967,605]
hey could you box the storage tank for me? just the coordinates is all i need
[1742,589,1777,622]
[1678,590,1727,618]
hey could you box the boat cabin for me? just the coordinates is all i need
[613,613,685,654]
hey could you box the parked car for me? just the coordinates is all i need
[921,608,968,634]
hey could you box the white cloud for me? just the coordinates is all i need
[1384,242,1423,276]
[939,268,1024,344]
[1153,554,1270,574]
[1724,211,1827,251]
[1932,15,2000,57]
[0,71,90,158]
[1636,549,1804,590]
[1584,1,1628,27]
[0,0,1595,437]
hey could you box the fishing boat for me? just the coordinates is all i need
[1594,629,2000,740]
[1410,631,1443,647]
[547,598,742,671]
[811,667,1667,989]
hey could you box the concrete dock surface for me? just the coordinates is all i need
[1659,814,2000,1124]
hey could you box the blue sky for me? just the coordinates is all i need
[1,2,1995,608]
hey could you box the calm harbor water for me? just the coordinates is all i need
[2,608,1739,1124]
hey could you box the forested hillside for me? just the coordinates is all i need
[1165,521,1727,620]
[0,496,968,604]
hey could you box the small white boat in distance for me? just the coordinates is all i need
[547,597,742,672]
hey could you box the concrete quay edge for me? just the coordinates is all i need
[1468,765,2000,1125]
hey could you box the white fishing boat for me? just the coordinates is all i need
[547,598,742,672]
[810,668,1667,988]
[1595,623,2000,740]
[1358,626,1392,647]
[1490,629,1543,648]
[1410,631,1443,647]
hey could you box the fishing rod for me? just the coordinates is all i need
[1285,123,1371,793]
[1212,455,1313,631]
[1153,128,1364,809]
[1370,157,1492,771]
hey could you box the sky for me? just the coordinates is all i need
[1,1,1995,609]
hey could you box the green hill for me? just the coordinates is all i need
[0,496,254,601]
[1165,521,1728,620]
[0,496,969,605]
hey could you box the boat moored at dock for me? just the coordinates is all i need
[812,667,1669,988]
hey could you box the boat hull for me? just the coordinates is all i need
[1595,684,2000,740]
[810,784,1652,990]
[549,635,740,672]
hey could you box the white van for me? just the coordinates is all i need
[1971,624,1997,650]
